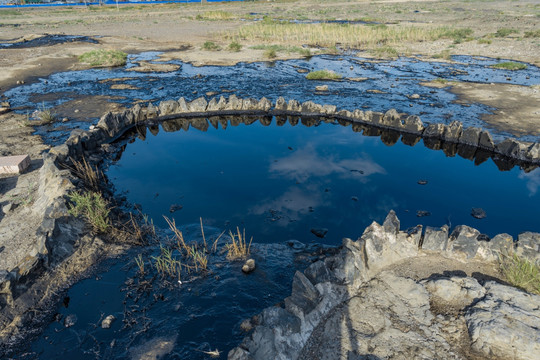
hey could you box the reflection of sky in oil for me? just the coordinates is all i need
[107,118,540,244]
[519,168,540,196]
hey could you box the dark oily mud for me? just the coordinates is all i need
[16,224,333,360]
[0,34,98,49]
[105,117,540,244]
[4,54,540,145]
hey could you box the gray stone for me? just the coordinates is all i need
[336,109,352,118]
[459,126,481,146]
[402,115,424,134]
[322,104,336,115]
[275,96,287,111]
[227,95,243,111]
[442,120,463,142]
[304,260,335,285]
[471,208,486,219]
[64,313,77,328]
[287,99,301,112]
[158,100,178,115]
[257,97,272,112]
[242,98,259,111]
[478,130,495,150]
[217,96,228,111]
[382,210,400,234]
[146,102,159,119]
[381,109,402,129]
[424,276,485,308]
[496,138,522,158]
[466,281,540,360]
[228,347,253,360]
[301,101,323,114]
[516,232,540,263]
[177,97,189,112]
[310,228,328,238]
[315,85,328,91]
[423,123,446,139]
[206,97,219,111]
[447,225,480,260]
[242,259,256,274]
[101,314,116,329]
[284,271,319,316]
[188,97,208,112]
[525,143,540,161]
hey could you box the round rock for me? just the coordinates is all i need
[242,259,256,274]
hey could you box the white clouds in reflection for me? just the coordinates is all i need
[269,144,386,182]
[519,167,540,196]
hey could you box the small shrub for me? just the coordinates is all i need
[68,191,110,233]
[196,10,233,21]
[524,29,540,38]
[477,38,492,44]
[494,28,519,38]
[152,246,182,279]
[264,47,277,59]
[202,41,221,51]
[68,157,104,191]
[78,49,127,67]
[492,61,527,70]
[298,48,311,57]
[226,227,252,260]
[432,49,452,60]
[306,69,342,80]
[501,254,540,295]
[36,107,56,124]
[370,46,398,58]
[228,41,242,52]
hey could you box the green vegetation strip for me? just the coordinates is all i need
[78,49,127,67]
[306,70,342,80]
[502,255,540,295]
[492,62,527,70]
[228,23,473,48]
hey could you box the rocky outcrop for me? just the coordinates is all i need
[55,96,540,167]
[228,211,540,360]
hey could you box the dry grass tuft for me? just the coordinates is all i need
[226,227,252,260]
[501,254,540,295]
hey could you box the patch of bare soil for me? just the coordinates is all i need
[423,81,540,136]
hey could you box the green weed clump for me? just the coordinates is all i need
[370,46,398,58]
[524,29,540,38]
[36,107,56,124]
[432,49,452,60]
[228,41,242,52]
[68,191,110,233]
[492,61,527,70]
[78,49,127,67]
[501,254,540,295]
[202,41,221,51]
[264,47,277,59]
[196,10,233,21]
[306,69,342,80]
[494,28,519,38]
[226,227,252,260]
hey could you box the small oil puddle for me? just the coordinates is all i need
[0,34,98,49]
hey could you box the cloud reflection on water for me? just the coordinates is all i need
[519,168,540,196]
[269,144,386,183]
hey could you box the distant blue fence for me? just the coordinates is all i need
[0,0,243,9]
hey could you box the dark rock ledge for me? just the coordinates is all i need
[228,211,540,360]
[56,95,540,166]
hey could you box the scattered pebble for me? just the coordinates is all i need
[416,210,431,217]
[315,85,329,91]
[242,259,256,274]
[351,196,358,201]
[310,228,328,238]
[471,208,487,219]
[101,315,116,329]
[417,179,428,185]
[64,314,77,328]
[169,204,183,213]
